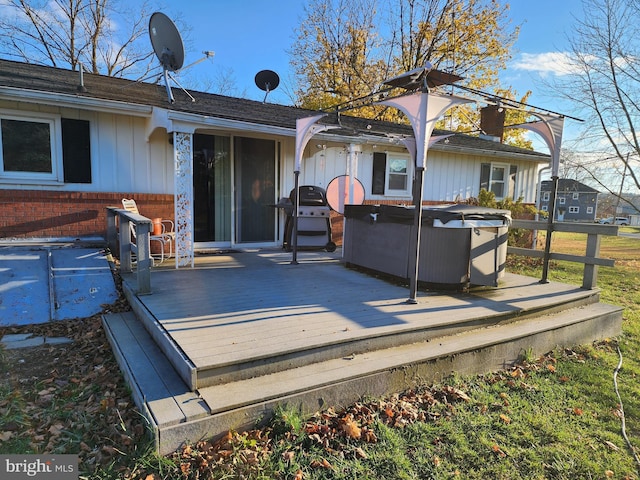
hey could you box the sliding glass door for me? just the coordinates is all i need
[193,134,231,243]
[234,137,276,243]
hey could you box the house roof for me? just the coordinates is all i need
[0,58,549,162]
[541,179,600,194]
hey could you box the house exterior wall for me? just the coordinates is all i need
[0,190,173,239]
[0,99,543,241]
[0,100,174,194]
[290,142,541,204]
[540,180,599,222]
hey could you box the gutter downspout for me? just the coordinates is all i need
[533,165,551,248]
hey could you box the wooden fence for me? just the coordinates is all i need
[507,220,619,289]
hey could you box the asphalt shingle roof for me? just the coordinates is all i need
[0,58,549,161]
[541,179,600,193]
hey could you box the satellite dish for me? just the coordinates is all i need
[149,12,185,103]
[149,12,184,71]
[326,175,365,214]
[254,70,280,103]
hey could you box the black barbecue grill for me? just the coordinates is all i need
[283,185,336,252]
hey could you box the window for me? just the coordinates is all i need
[371,152,411,195]
[0,112,91,183]
[0,115,57,181]
[559,197,566,205]
[542,191,550,202]
[480,163,511,199]
[572,192,579,200]
[541,205,548,212]
[587,207,594,214]
[569,206,579,214]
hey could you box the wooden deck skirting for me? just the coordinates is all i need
[104,249,624,455]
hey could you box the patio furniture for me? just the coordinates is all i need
[122,198,174,264]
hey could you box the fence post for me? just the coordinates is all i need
[136,221,152,295]
[119,215,132,273]
[106,208,118,255]
[583,233,601,290]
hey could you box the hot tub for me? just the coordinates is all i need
[343,204,511,288]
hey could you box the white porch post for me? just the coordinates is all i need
[173,130,194,268]
[378,92,471,303]
[507,114,565,283]
[346,143,361,206]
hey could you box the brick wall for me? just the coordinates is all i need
[0,190,174,240]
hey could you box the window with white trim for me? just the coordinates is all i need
[0,111,91,184]
[559,197,566,205]
[587,206,594,214]
[480,163,513,199]
[569,206,579,214]
[0,113,59,181]
[372,152,411,196]
[542,191,550,202]
[572,192,579,200]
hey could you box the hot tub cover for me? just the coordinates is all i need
[344,204,511,226]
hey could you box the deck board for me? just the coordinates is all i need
[122,249,598,388]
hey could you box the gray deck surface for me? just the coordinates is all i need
[122,249,595,378]
[111,248,621,454]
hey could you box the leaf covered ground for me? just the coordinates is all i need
[1,242,640,479]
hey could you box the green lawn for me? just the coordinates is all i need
[2,231,640,479]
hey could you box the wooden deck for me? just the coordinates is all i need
[103,248,623,454]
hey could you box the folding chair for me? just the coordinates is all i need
[121,199,175,264]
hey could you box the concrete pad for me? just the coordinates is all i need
[0,246,118,326]
[0,333,73,350]
[0,249,50,326]
[51,248,118,321]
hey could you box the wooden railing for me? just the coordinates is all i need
[106,207,152,295]
[507,219,619,290]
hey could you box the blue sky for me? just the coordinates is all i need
[164,1,584,143]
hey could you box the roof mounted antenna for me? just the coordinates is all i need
[77,63,87,92]
[254,70,280,103]
[149,12,188,104]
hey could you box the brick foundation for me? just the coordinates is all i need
[0,190,175,240]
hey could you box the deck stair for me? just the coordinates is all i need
[102,251,623,455]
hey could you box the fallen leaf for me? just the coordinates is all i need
[499,414,511,424]
[48,423,64,436]
[354,447,368,459]
[604,440,619,451]
[310,458,333,470]
[443,386,470,402]
[341,417,361,439]
[573,407,583,416]
[433,455,441,466]
[294,469,304,480]
[492,444,507,457]
[0,431,13,442]
[547,364,556,373]
[282,451,295,462]
[605,470,614,478]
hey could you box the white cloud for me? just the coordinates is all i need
[512,52,582,77]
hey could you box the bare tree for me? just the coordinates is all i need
[291,0,531,145]
[555,0,640,212]
[0,0,157,78]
